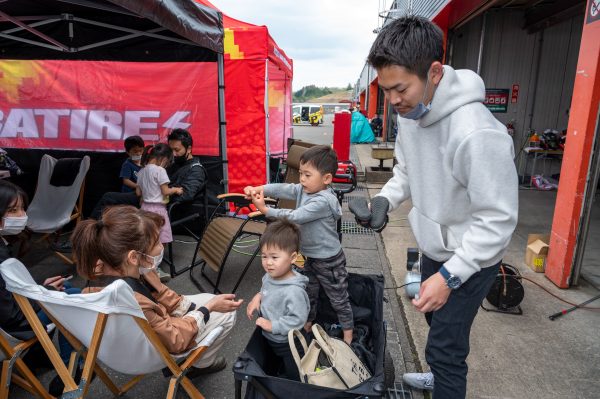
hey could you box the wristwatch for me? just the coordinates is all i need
[439,266,462,289]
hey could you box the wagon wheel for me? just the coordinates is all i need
[384,350,395,389]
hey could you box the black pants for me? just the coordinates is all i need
[90,191,138,219]
[266,338,300,381]
[421,255,500,399]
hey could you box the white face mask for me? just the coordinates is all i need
[138,248,164,275]
[131,155,142,161]
[0,215,28,235]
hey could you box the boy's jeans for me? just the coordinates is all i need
[420,255,500,399]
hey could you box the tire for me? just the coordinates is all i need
[384,349,396,389]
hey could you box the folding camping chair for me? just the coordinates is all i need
[0,258,223,399]
[0,327,53,399]
[163,164,210,277]
[26,154,90,265]
[190,193,276,294]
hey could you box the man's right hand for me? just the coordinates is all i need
[348,196,389,232]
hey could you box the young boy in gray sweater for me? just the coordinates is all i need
[246,219,310,381]
[245,145,354,345]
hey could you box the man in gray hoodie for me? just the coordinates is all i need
[360,16,519,398]
[246,145,354,345]
[246,219,310,381]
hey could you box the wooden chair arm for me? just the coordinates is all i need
[216,193,246,199]
[248,211,264,218]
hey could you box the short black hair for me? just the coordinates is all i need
[260,219,300,254]
[124,135,145,152]
[299,145,338,176]
[367,15,444,80]
[167,128,193,149]
[0,180,28,217]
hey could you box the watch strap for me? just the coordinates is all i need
[439,265,451,280]
[198,306,210,323]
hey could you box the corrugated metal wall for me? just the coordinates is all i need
[449,9,583,159]
[411,0,451,19]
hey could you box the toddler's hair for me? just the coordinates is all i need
[124,135,145,152]
[299,145,338,176]
[168,129,193,149]
[71,205,164,280]
[0,180,28,216]
[260,219,300,254]
[141,143,173,167]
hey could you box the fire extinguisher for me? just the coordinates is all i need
[506,120,515,137]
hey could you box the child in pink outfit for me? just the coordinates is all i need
[136,143,183,244]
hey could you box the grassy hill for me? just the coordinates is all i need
[293,84,353,103]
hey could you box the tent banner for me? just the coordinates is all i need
[0,60,219,155]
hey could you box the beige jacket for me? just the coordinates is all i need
[84,271,202,354]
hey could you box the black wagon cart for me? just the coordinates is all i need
[233,273,396,399]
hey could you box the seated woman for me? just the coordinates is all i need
[71,205,241,376]
[0,180,80,394]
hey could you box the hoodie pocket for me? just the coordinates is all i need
[407,207,456,258]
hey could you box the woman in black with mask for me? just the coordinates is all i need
[0,180,82,395]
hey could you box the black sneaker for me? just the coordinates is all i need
[48,367,95,396]
[186,356,227,379]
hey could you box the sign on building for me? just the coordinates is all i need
[484,89,509,113]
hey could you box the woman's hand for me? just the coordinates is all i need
[43,276,65,291]
[205,294,243,313]
[256,317,272,332]
[246,293,262,320]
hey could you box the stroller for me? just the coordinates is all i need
[233,273,395,399]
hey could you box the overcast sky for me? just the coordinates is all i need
[210,0,382,91]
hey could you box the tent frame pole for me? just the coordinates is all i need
[264,59,270,183]
[218,51,228,192]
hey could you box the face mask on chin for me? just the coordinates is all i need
[138,248,164,275]
[0,215,28,235]
[400,72,433,120]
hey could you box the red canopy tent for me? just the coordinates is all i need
[197,0,294,192]
[0,0,292,212]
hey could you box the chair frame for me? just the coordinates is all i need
[45,178,86,265]
[164,164,210,277]
[11,293,211,399]
[190,193,275,295]
[24,155,89,265]
[0,332,52,399]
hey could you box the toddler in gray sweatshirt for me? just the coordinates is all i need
[247,219,309,381]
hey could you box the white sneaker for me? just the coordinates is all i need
[402,371,434,391]
[157,268,171,282]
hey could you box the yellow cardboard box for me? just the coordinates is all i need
[525,234,550,273]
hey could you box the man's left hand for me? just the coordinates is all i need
[412,272,451,313]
